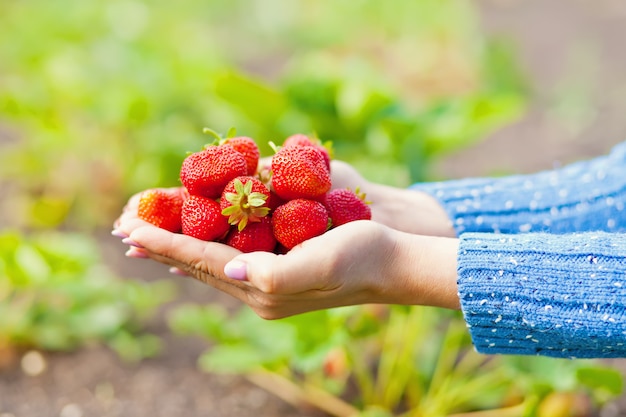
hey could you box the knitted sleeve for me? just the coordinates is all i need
[457,231,626,358]
[411,141,626,358]
[411,142,626,235]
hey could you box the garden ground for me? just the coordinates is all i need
[2,1,626,416]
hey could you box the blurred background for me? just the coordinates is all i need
[1,0,625,416]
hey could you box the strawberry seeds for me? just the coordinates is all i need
[137,130,372,253]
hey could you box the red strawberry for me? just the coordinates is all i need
[181,195,230,241]
[272,199,329,249]
[222,136,260,176]
[283,133,331,170]
[266,191,285,211]
[271,146,332,201]
[283,133,316,148]
[225,217,276,253]
[137,188,185,232]
[323,188,372,227]
[220,176,271,231]
[180,146,247,199]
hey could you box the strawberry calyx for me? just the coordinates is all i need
[202,126,238,148]
[353,186,371,204]
[221,178,270,231]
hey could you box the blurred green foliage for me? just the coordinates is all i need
[2,0,619,415]
[0,0,526,230]
[0,230,174,361]
[169,303,623,416]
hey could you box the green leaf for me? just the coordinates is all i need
[214,71,288,125]
[576,366,624,396]
[199,344,267,374]
[109,331,163,363]
[232,308,297,357]
[14,244,50,285]
[167,304,229,341]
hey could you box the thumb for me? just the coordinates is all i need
[223,251,310,295]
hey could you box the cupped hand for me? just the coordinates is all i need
[220,220,404,318]
[114,193,403,318]
[113,189,246,298]
[112,156,460,319]
[112,188,461,319]
[329,160,455,237]
[258,158,454,237]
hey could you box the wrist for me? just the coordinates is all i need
[386,230,460,310]
[367,183,455,237]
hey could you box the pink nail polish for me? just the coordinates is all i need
[111,229,128,239]
[125,247,148,258]
[122,237,144,248]
[169,267,188,276]
[224,260,247,280]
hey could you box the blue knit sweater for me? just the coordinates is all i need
[412,141,626,358]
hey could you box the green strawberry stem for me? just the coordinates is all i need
[202,126,239,149]
[202,127,223,142]
[268,140,280,154]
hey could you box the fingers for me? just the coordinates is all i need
[329,160,369,192]
[113,216,152,239]
[128,225,241,279]
[112,191,142,229]
[225,241,339,296]
[120,224,263,299]
[224,252,286,293]
[111,187,370,320]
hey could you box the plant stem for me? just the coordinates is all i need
[346,343,376,404]
[379,307,424,408]
[246,369,360,417]
[446,399,529,417]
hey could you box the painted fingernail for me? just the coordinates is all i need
[122,237,144,248]
[125,247,148,258]
[169,267,188,276]
[111,229,128,239]
[224,260,247,280]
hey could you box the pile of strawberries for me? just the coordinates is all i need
[137,129,372,253]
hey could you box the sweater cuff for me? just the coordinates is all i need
[410,142,626,236]
[456,232,626,358]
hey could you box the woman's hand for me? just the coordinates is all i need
[113,189,243,293]
[223,220,460,318]
[256,158,455,237]
[113,189,460,319]
[329,160,456,237]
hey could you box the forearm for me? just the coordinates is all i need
[457,231,626,358]
[382,227,626,359]
[382,230,460,310]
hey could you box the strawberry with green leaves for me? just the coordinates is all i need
[203,127,260,176]
[272,199,330,249]
[137,188,186,232]
[225,216,276,253]
[181,194,230,241]
[323,187,372,227]
[222,136,260,176]
[220,176,271,231]
[180,145,247,199]
[271,145,331,201]
[283,133,331,170]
